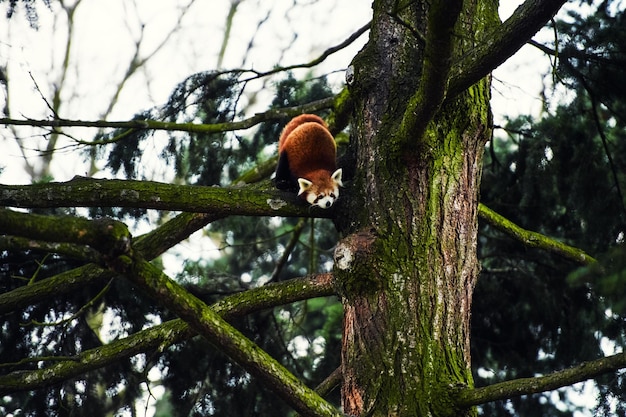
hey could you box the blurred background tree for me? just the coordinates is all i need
[475,1,626,415]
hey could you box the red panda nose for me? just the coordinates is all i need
[324,201,332,208]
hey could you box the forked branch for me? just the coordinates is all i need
[447,0,567,100]
[0,273,335,398]
[122,258,341,417]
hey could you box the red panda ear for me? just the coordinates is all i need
[331,168,343,186]
[297,178,313,195]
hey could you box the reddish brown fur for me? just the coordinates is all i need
[279,114,328,146]
[278,114,337,181]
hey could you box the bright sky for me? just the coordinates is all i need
[0,0,371,184]
[0,0,557,185]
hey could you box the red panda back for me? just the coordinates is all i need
[279,114,328,147]
[278,117,337,178]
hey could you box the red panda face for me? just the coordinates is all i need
[297,168,343,209]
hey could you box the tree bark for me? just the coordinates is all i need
[335,1,496,415]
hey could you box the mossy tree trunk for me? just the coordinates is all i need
[335,1,497,415]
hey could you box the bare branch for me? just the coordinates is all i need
[455,351,626,408]
[478,204,597,265]
[103,0,196,119]
[0,96,334,140]
[240,21,371,82]
[217,0,241,69]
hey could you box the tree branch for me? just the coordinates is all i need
[0,273,335,397]
[0,264,114,315]
[0,96,335,139]
[121,257,341,417]
[0,157,292,317]
[0,234,104,263]
[240,21,371,81]
[478,204,596,265]
[0,208,131,257]
[399,0,464,143]
[0,213,226,315]
[455,351,626,408]
[0,177,334,219]
[447,0,567,100]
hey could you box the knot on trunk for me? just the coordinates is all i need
[333,229,379,296]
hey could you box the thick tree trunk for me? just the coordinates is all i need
[335,1,495,415]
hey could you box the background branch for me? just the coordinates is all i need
[0,96,335,140]
[478,204,597,265]
[122,258,341,417]
[0,273,335,396]
[455,351,626,408]
[240,21,371,81]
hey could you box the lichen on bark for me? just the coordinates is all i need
[336,0,497,415]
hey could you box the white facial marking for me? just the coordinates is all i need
[305,185,339,209]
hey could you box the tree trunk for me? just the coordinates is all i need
[335,1,496,415]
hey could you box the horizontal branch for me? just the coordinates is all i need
[0,176,334,218]
[0,234,104,263]
[478,204,596,265]
[0,273,335,396]
[447,0,566,100]
[455,351,626,408]
[0,208,131,257]
[0,97,334,137]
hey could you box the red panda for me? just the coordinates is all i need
[274,114,342,209]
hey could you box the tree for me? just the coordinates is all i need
[2,1,626,416]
